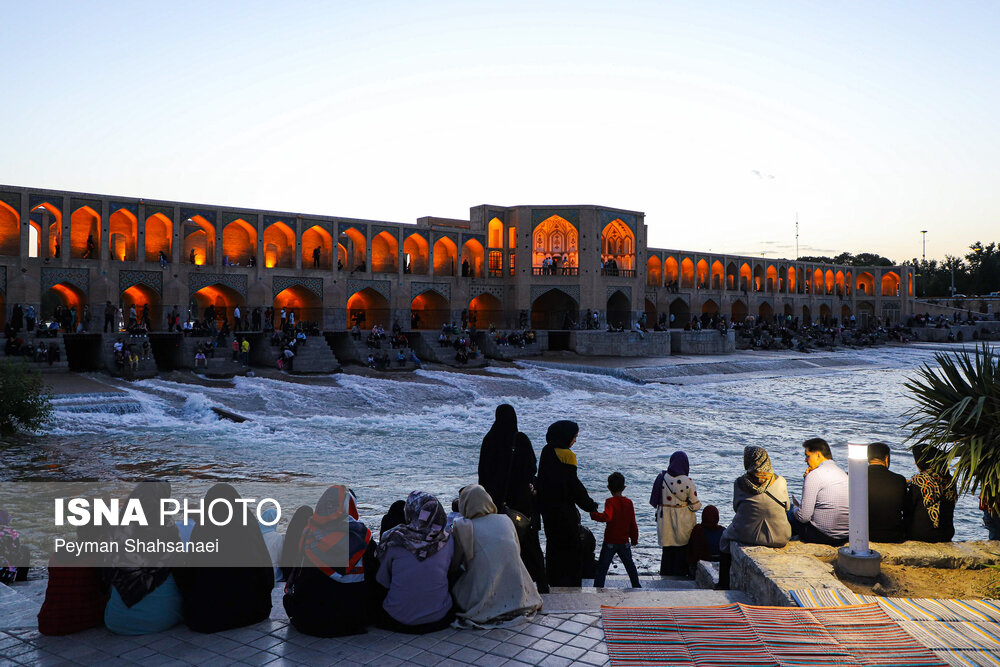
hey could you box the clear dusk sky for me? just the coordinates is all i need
[1,1,997,263]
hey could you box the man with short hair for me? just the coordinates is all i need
[867,442,907,543]
[789,438,849,545]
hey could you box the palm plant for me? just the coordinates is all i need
[904,343,1000,510]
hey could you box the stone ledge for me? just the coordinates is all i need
[731,540,1000,606]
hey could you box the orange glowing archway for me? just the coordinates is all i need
[302,225,333,270]
[726,262,738,290]
[664,256,679,284]
[532,215,578,271]
[462,239,484,277]
[470,293,503,329]
[274,285,322,325]
[372,231,399,273]
[183,216,215,265]
[0,200,20,256]
[787,266,797,293]
[696,259,709,288]
[340,227,367,271]
[109,208,138,261]
[223,218,257,266]
[766,265,778,292]
[711,261,724,289]
[739,263,751,291]
[881,271,901,296]
[601,219,634,270]
[263,221,295,269]
[857,271,875,295]
[347,287,389,328]
[70,206,100,259]
[145,213,172,262]
[121,284,161,330]
[680,257,694,288]
[433,236,458,276]
[404,233,429,275]
[487,218,503,248]
[191,284,245,327]
[410,290,450,331]
[647,256,662,286]
[43,282,87,328]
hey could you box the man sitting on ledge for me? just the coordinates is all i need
[867,442,907,543]
[788,438,849,546]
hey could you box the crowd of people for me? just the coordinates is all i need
[0,406,987,641]
[730,315,916,351]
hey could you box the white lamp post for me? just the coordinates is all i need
[837,440,882,579]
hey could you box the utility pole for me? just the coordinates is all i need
[920,230,927,298]
[795,214,799,260]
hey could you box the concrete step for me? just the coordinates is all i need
[542,585,749,613]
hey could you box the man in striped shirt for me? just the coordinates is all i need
[788,438,849,546]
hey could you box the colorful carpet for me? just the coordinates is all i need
[791,589,1000,667]
[600,602,946,666]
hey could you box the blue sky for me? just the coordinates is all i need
[2,1,998,262]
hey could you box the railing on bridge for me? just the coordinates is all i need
[601,269,637,278]
[532,267,579,276]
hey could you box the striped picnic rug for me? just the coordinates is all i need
[791,589,1000,667]
[600,602,946,666]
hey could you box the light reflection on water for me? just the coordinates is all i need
[0,346,988,573]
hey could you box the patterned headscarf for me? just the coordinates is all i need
[300,485,370,579]
[377,491,451,562]
[740,446,774,495]
[911,445,958,529]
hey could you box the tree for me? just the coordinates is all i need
[0,362,53,435]
[904,344,1000,510]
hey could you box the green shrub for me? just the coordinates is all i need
[0,362,53,435]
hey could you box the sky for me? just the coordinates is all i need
[1,1,998,263]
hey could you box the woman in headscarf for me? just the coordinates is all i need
[375,491,456,633]
[477,404,547,593]
[38,522,110,635]
[717,446,791,589]
[279,505,313,581]
[174,483,274,633]
[104,481,184,635]
[379,500,406,540]
[284,485,378,637]
[905,445,957,543]
[452,485,542,626]
[685,505,726,577]
[537,420,598,587]
[650,451,701,576]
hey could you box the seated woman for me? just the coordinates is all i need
[451,485,542,626]
[174,484,274,633]
[283,486,378,637]
[717,447,791,589]
[278,505,313,582]
[906,445,957,543]
[104,482,184,635]
[38,524,110,635]
[686,505,726,577]
[375,491,456,634]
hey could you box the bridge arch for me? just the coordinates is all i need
[531,288,578,330]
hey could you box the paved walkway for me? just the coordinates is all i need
[0,579,746,666]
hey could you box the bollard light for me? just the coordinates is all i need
[837,440,882,579]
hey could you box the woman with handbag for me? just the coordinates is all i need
[716,446,792,589]
[650,451,701,576]
[478,404,548,592]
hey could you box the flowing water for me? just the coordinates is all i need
[1,345,989,573]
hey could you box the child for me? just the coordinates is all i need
[590,472,641,588]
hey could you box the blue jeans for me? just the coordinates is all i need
[594,543,641,588]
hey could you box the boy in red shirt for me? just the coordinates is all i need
[590,472,641,588]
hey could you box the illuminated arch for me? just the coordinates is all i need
[462,239,484,277]
[346,287,389,328]
[0,200,20,256]
[752,265,764,292]
[601,219,634,270]
[857,271,875,295]
[532,215,578,270]
[711,261,724,290]
[411,290,450,331]
[739,263,751,291]
[70,205,100,259]
[263,221,295,269]
[726,262,738,290]
[109,208,138,261]
[696,259,709,288]
[647,255,662,286]
[680,257,695,288]
[433,236,458,276]
[846,270,853,296]
[702,299,719,315]
[531,288,578,330]
[144,213,172,262]
[403,232,429,275]
[766,265,778,292]
[302,225,333,270]
[372,231,399,273]
[664,256,679,284]
[42,282,88,328]
[28,220,40,258]
[813,268,824,294]
[470,292,504,330]
[191,283,245,328]
[787,266,797,293]
[274,285,322,324]
[487,218,503,248]
[669,297,689,327]
[183,215,216,266]
[825,269,835,295]
[881,271,901,296]
[32,202,63,258]
[223,218,258,266]
[340,227,367,271]
[606,290,631,328]
[121,284,161,330]
[337,243,347,268]
[835,271,845,296]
